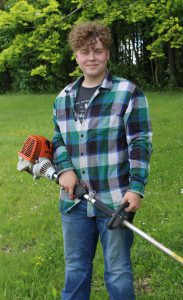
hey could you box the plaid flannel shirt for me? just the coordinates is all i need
[52,72,152,216]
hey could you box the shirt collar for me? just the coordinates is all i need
[100,71,113,90]
[64,71,113,94]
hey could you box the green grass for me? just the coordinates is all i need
[0,92,183,299]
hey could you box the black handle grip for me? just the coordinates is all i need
[92,199,115,217]
[74,185,89,198]
[55,174,59,184]
[73,184,129,230]
[107,202,129,230]
[74,185,114,216]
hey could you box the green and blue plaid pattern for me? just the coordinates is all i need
[52,72,152,215]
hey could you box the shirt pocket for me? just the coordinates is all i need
[88,108,123,133]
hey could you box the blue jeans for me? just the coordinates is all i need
[61,200,135,300]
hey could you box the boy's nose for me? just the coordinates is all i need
[88,51,95,60]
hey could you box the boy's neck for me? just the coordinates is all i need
[82,71,106,88]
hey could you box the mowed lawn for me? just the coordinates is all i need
[0,92,182,300]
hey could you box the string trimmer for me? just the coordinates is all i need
[17,135,57,180]
[17,135,183,266]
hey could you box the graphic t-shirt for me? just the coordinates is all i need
[74,85,99,123]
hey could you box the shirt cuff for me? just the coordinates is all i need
[55,161,74,175]
[128,181,145,197]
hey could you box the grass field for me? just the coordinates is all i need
[0,92,183,300]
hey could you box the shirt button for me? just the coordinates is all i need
[81,134,84,138]
[81,152,84,156]
[82,170,85,174]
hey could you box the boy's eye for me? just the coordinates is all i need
[81,50,88,54]
[95,49,103,53]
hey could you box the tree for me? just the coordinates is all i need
[0,0,76,92]
[57,0,183,88]
[0,0,183,92]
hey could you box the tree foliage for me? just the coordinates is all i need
[0,0,183,92]
[0,0,76,91]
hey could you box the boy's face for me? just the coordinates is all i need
[75,37,110,81]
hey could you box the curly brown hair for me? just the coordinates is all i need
[68,21,112,51]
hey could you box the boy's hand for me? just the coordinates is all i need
[122,191,141,212]
[59,170,79,199]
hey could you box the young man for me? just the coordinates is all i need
[52,21,152,300]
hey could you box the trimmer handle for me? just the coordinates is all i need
[107,202,129,230]
[74,184,130,230]
[74,184,89,198]
[74,184,116,216]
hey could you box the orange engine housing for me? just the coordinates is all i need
[18,135,53,163]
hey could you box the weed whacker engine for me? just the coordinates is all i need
[17,135,57,181]
[17,135,183,266]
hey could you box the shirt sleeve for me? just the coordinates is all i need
[52,97,74,175]
[124,87,153,197]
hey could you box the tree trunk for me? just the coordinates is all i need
[1,70,12,92]
[150,60,155,84]
[154,60,159,85]
[167,44,178,87]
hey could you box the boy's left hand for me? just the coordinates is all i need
[122,191,141,212]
